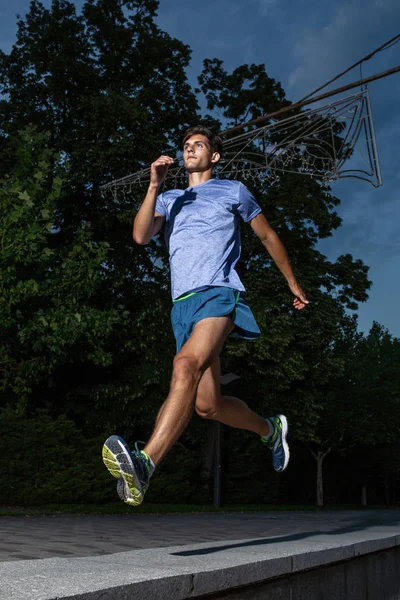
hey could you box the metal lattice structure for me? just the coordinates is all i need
[100,88,382,198]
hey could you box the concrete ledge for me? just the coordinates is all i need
[0,530,399,600]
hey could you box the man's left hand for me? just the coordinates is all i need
[289,281,309,311]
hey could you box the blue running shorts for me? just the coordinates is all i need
[171,286,261,353]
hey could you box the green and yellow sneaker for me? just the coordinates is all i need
[102,435,153,506]
[261,415,289,472]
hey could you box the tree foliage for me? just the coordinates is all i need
[0,0,192,431]
[0,407,111,505]
[303,318,400,505]
[0,128,122,409]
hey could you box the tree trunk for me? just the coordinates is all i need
[213,421,222,508]
[200,421,216,493]
[308,446,331,508]
[361,485,367,506]
[316,451,325,507]
[384,477,390,506]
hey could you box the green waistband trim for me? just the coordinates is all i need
[173,292,198,303]
[173,289,241,304]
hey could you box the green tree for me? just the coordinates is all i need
[0,0,198,434]
[0,0,199,188]
[0,407,112,505]
[0,128,122,410]
[302,319,400,506]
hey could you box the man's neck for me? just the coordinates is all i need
[187,170,213,188]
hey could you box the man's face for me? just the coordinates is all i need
[183,134,218,173]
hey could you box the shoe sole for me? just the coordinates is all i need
[277,414,290,471]
[102,436,144,506]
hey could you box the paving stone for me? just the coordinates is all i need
[0,510,399,599]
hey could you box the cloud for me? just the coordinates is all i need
[286,0,400,98]
[356,253,400,336]
[258,0,280,15]
[279,0,400,301]
[320,163,400,258]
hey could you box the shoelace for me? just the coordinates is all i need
[133,441,146,453]
[131,441,152,476]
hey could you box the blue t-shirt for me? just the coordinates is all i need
[155,179,262,300]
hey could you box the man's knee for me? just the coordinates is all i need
[195,403,217,420]
[172,354,203,387]
[195,394,220,420]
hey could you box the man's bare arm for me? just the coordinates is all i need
[250,213,309,310]
[132,183,164,244]
[132,155,173,245]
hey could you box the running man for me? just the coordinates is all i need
[102,126,308,506]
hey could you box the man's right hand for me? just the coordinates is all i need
[150,155,175,187]
[289,280,309,311]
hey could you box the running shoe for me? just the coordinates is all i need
[102,435,153,506]
[261,415,289,472]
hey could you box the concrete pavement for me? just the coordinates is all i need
[0,510,399,599]
[0,509,399,562]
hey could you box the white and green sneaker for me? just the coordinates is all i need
[261,415,289,472]
[102,435,154,506]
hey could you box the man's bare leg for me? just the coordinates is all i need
[103,317,288,506]
[144,316,235,466]
[195,358,289,472]
[195,359,271,436]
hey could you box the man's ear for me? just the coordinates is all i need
[211,152,220,165]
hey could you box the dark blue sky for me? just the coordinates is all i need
[1,0,399,337]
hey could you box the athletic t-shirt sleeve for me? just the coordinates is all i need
[237,182,262,222]
[155,193,166,217]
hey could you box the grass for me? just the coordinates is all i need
[0,502,395,517]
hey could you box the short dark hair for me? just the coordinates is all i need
[183,126,223,157]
